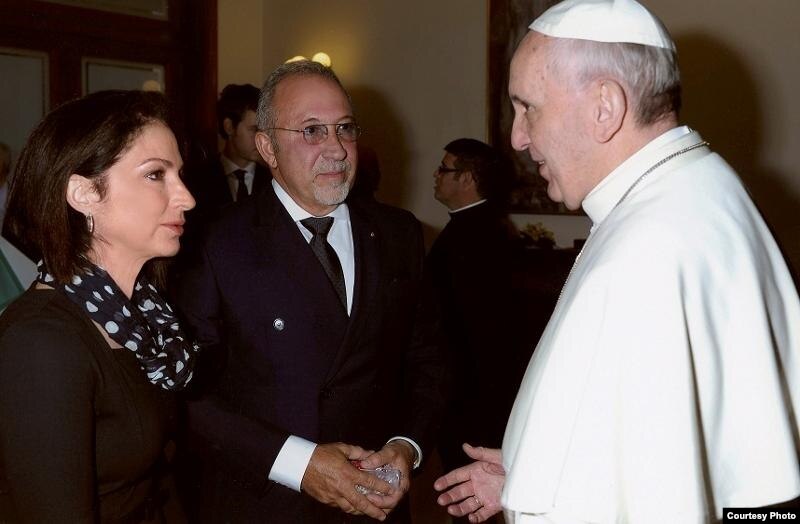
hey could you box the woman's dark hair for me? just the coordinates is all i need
[4,89,173,284]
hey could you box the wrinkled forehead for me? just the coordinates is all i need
[274,75,352,116]
[512,30,553,64]
[509,32,551,91]
[511,31,550,72]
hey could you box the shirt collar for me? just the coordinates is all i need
[582,125,691,228]
[271,178,350,222]
[220,155,256,177]
[449,199,487,214]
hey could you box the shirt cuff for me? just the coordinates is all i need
[268,435,317,492]
[387,436,422,469]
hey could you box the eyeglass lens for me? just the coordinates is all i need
[302,123,360,144]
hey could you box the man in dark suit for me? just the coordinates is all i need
[178,84,271,269]
[185,84,270,234]
[426,139,536,483]
[175,61,445,523]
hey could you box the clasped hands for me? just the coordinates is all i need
[434,444,506,523]
[301,440,415,521]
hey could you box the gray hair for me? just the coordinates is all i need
[547,38,681,126]
[256,60,351,144]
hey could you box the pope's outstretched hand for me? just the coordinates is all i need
[434,444,505,523]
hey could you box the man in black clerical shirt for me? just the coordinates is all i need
[427,139,534,484]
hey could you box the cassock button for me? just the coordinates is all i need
[273,318,285,331]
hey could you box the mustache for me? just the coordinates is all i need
[313,160,351,175]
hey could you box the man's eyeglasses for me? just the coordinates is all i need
[266,123,361,145]
[436,165,462,176]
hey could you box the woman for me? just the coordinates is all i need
[0,90,196,522]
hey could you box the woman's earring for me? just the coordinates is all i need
[86,213,94,234]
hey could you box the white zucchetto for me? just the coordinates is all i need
[530,0,676,51]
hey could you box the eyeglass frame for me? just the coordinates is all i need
[264,122,362,145]
[436,164,463,176]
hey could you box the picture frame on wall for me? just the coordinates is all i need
[82,57,165,95]
[0,47,49,175]
[487,0,581,215]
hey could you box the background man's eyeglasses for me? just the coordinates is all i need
[266,123,361,145]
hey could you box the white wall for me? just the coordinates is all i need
[218,0,264,88]
[646,0,800,273]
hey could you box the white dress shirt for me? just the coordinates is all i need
[220,155,256,201]
[271,179,354,314]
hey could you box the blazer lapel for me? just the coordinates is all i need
[349,204,380,320]
[210,157,235,206]
[323,201,381,383]
[251,187,315,296]
[252,164,270,197]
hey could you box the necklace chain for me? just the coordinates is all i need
[612,140,709,211]
[554,140,710,307]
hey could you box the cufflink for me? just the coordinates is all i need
[273,318,285,331]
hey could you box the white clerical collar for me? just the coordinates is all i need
[271,178,350,222]
[582,125,691,228]
[220,155,256,177]
[450,199,487,214]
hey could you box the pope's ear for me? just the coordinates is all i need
[593,79,627,143]
[255,131,278,169]
[65,174,100,214]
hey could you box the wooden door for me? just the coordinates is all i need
[0,0,218,167]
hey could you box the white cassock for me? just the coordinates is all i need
[502,126,800,524]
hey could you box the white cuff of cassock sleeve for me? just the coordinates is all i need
[268,435,317,492]
[387,436,422,469]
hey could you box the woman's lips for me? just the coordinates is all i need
[163,223,185,235]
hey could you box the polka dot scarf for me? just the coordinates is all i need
[37,261,198,391]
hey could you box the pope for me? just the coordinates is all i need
[434,0,800,522]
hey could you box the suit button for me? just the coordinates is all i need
[320,388,333,400]
[273,318,285,331]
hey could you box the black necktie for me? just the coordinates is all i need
[300,217,347,310]
[233,169,248,202]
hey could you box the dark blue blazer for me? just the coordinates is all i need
[174,186,445,522]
